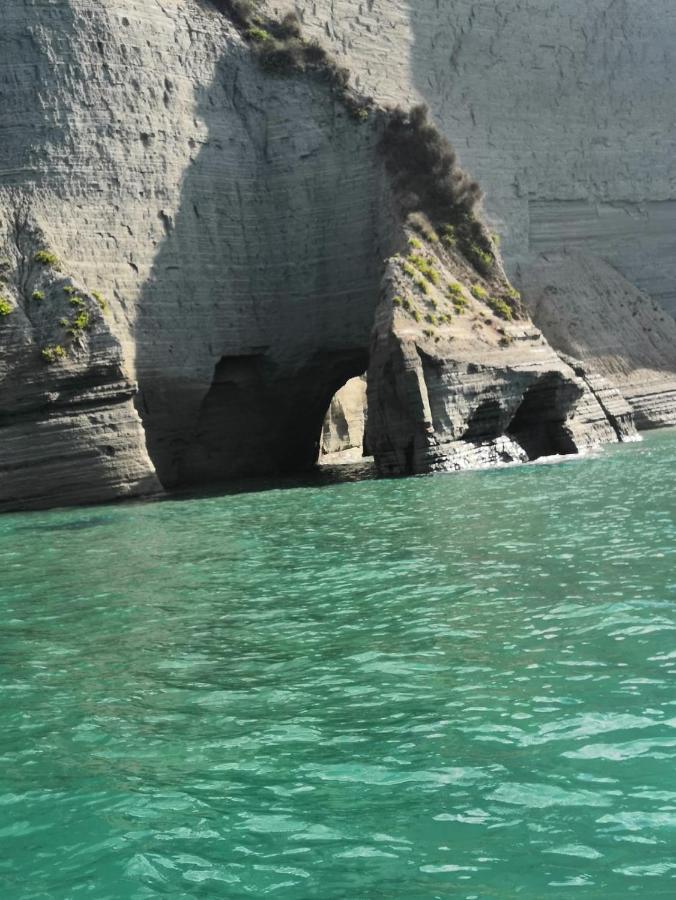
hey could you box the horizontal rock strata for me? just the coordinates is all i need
[366,230,637,476]
[261,0,676,318]
[0,0,671,510]
[520,254,676,429]
[0,231,159,512]
[0,0,396,506]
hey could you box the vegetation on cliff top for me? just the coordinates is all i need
[210,0,371,118]
[210,1,525,309]
[379,104,499,277]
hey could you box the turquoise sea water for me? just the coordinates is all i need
[1,431,675,899]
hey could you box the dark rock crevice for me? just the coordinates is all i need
[168,349,368,486]
[505,373,580,460]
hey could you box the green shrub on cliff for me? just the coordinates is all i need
[465,242,494,276]
[210,0,258,29]
[92,291,107,312]
[471,283,488,300]
[379,107,500,276]
[504,287,523,318]
[407,212,439,243]
[215,0,351,91]
[67,311,90,335]
[247,26,272,43]
[34,250,61,268]
[41,345,67,363]
[0,297,13,316]
[415,275,430,295]
[487,296,513,320]
[440,224,457,247]
[380,105,481,221]
[408,254,440,285]
[32,290,45,302]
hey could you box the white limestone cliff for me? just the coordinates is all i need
[262,0,676,316]
[0,0,672,510]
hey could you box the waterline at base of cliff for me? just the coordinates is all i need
[1,429,675,898]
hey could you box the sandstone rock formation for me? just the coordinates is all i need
[320,376,368,462]
[0,0,396,510]
[0,223,160,511]
[0,0,670,511]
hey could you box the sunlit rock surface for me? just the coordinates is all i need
[0,0,671,509]
[365,231,636,476]
[521,254,676,429]
[320,376,368,462]
[263,0,676,316]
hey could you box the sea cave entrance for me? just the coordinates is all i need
[171,351,369,486]
[506,373,580,460]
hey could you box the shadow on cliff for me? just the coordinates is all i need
[134,28,398,489]
[406,0,676,390]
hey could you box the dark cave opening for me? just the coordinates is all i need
[173,350,369,487]
[506,373,580,461]
[461,398,504,441]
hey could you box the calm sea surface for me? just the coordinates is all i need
[1,431,675,898]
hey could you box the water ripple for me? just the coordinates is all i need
[0,430,675,897]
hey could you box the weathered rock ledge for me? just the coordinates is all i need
[365,226,637,477]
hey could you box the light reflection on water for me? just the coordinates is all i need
[1,430,675,898]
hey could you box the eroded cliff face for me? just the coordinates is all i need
[520,254,676,429]
[262,0,676,316]
[365,224,636,476]
[0,0,397,509]
[0,0,670,510]
[264,0,676,435]
[0,222,160,510]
